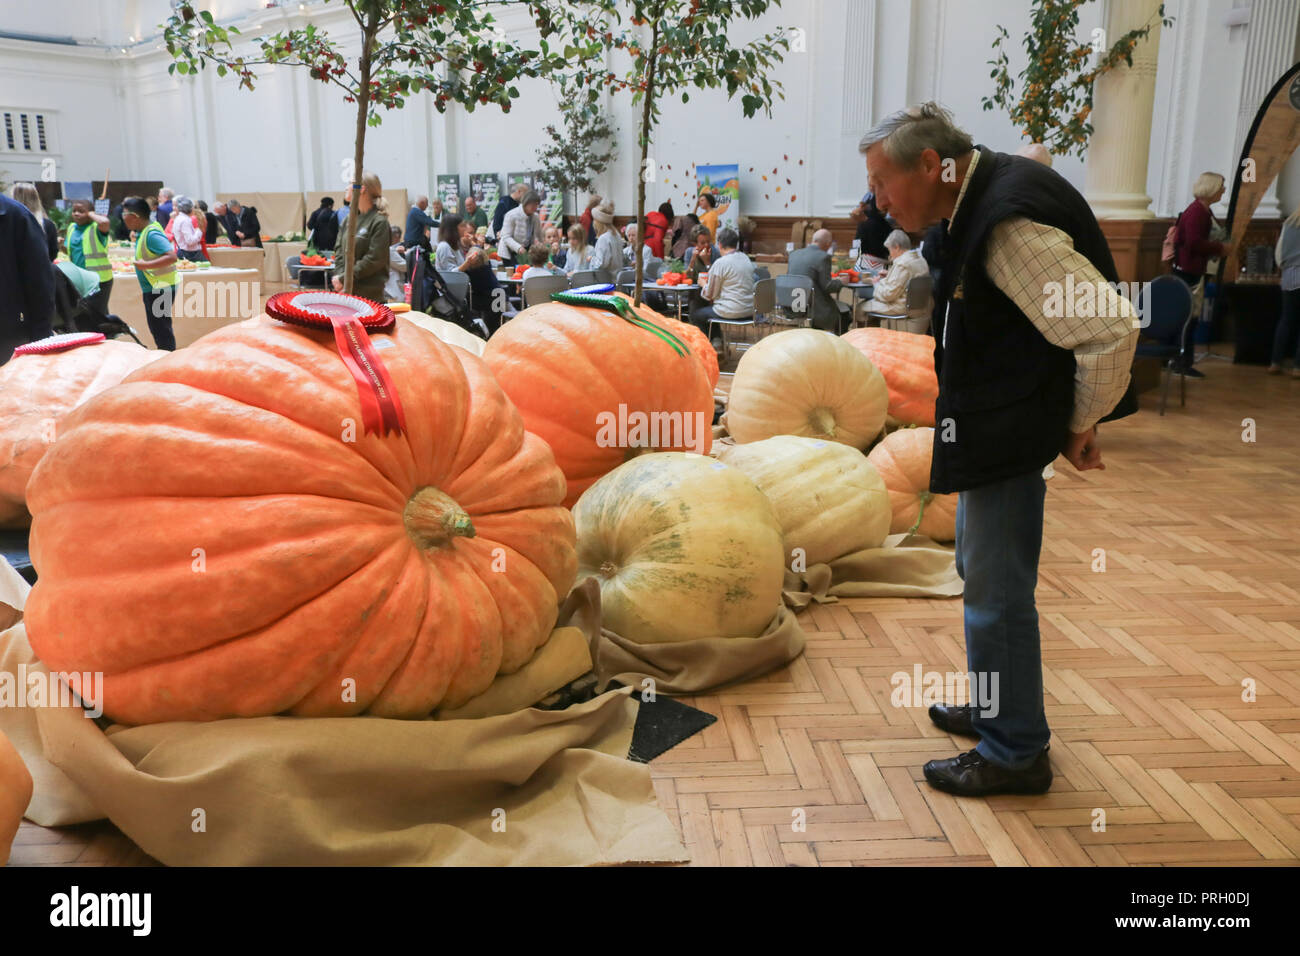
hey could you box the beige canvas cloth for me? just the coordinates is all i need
[0,560,687,866]
[561,578,807,696]
[782,533,964,608]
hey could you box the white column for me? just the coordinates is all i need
[1233,0,1300,218]
[1084,0,1164,219]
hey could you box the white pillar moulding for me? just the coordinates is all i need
[1084,0,1164,219]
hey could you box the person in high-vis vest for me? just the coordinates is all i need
[66,199,114,316]
[121,196,177,350]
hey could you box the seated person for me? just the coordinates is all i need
[867,229,930,316]
[786,228,850,333]
[455,218,515,328]
[684,225,722,283]
[692,227,755,344]
[622,223,657,269]
[543,224,567,269]
[521,242,561,282]
[563,224,594,275]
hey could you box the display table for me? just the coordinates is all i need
[206,245,265,271]
[262,241,308,284]
[1215,279,1282,364]
[107,267,263,349]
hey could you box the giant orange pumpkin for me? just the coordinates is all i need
[483,294,714,507]
[841,327,938,426]
[0,729,31,865]
[25,315,577,724]
[865,427,957,542]
[0,339,162,527]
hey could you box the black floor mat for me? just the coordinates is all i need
[613,682,717,763]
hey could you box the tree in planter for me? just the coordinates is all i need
[534,101,617,222]
[553,1,789,305]
[982,0,1172,159]
[162,0,591,295]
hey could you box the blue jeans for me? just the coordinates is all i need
[954,469,1050,769]
[1271,287,1300,366]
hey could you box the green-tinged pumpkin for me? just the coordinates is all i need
[726,329,888,448]
[25,315,577,724]
[400,311,486,355]
[0,340,163,527]
[573,452,784,644]
[865,427,958,541]
[717,435,892,566]
[840,327,938,426]
[483,295,714,507]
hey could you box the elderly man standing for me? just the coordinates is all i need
[787,228,850,333]
[498,190,544,268]
[156,187,174,225]
[491,181,528,242]
[404,195,438,249]
[212,202,236,244]
[859,103,1138,797]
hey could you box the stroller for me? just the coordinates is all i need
[407,247,490,340]
[51,265,145,345]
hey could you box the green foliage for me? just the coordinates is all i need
[982,0,1172,159]
[534,101,617,212]
[161,1,602,122]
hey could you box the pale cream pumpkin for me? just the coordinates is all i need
[400,311,486,356]
[573,452,784,644]
[725,329,888,449]
[0,340,162,527]
[717,435,892,566]
[865,427,958,542]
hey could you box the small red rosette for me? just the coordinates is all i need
[265,291,407,437]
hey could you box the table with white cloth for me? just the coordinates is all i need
[206,245,266,271]
[262,241,308,283]
[107,267,264,349]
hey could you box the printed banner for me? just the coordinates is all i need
[435,174,460,215]
[695,164,740,239]
[469,173,500,212]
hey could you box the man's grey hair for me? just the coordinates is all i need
[858,101,973,170]
[160,187,175,199]
[884,229,912,251]
[521,190,541,206]
[811,228,833,249]
[717,227,739,249]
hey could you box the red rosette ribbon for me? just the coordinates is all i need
[12,332,106,356]
[265,291,407,437]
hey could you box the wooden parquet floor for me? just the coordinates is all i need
[10,354,1300,866]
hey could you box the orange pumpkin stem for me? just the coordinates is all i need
[404,487,476,549]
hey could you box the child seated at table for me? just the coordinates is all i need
[521,243,561,282]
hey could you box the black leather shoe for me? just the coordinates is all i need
[923,747,1052,797]
[928,703,978,737]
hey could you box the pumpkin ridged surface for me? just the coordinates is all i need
[0,340,163,527]
[726,329,888,449]
[483,298,714,507]
[865,427,958,542]
[840,327,938,426]
[574,452,784,644]
[25,316,576,724]
[717,435,892,566]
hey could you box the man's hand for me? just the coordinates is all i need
[1063,427,1104,472]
